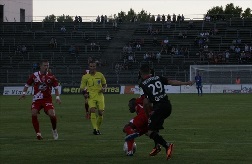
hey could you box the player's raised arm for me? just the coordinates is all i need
[167,79,194,86]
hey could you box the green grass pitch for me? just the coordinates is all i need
[0,94,252,164]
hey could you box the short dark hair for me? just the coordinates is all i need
[140,64,150,74]
[39,59,49,65]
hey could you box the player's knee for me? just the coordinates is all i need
[31,109,38,116]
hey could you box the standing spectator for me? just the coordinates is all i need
[96,15,100,23]
[19,59,61,140]
[60,26,66,33]
[195,72,203,96]
[80,61,107,135]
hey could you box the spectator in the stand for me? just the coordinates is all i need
[60,26,66,33]
[85,35,89,43]
[88,56,93,64]
[136,42,141,51]
[104,15,107,23]
[69,45,76,56]
[205,14,211,22]
[162,14,165,23]
[167,14,171,21]
[183,30,187,39]
[96,42,101,51]
[96,15,100,23]
[147,23,152,34]
[49,37,57,48]
[152,35,158,46]
[156,51,161,63]
[166,20,171,29]
[235,46,241,55]
[90,41,96,51]
[177,14,181,22]
[21,45,27,55]
[112,20,118,30]
[181,14,185,21]
[16,45,21,54]
[74,16,78,23]
[188,19,194,29]
[172,14,176,22]
[106,33,112,41]
[178,31,183,39]
[244,44,249,52]
[156,14,161,22]
[78,16,82,23]
[101,15,104,23]
[225,50,230,63]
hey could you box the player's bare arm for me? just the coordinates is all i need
[19,86,29,100]
[55,89,61,104]
[168,79,194,86]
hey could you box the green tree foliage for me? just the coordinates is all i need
[242,8,252,18]
[137,9,151,22]
[207,3,251,19]
[224,3,242,19]
[57,14,73,22]
[43,14,56,22]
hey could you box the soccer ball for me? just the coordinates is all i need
[123,141,137,154]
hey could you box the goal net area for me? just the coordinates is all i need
[190,65,252,84]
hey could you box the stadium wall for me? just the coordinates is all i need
[0,0,33,22]
[2,85,252,95]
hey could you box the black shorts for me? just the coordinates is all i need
[148,101,172,131]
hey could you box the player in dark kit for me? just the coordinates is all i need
[138,64,193,160]
[195,72,202,96]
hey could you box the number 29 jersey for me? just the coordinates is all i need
[139,75,169,103]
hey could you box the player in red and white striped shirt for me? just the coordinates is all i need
[19,59,61,140]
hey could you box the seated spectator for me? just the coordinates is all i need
[188,19,194,29]
[16,45,21,54]
[90,41,96,51]
[156,51,161,63]
[166,20,172,29]
[205,14,211,22]
[153,35,158,46]
[21,45,27,55]
[106,34,112,41]
[112,20,118,30]
[49,37,57,48]
[60,26,66,33]
[68,45,76,55]
[178,31,183,39]
[136,42,141,51]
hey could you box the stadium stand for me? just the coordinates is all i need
[1,18,252,85]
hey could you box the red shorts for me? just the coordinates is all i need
[130,114,148,135]
[31,99,55,112]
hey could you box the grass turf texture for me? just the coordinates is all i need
[0,94,252,164]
